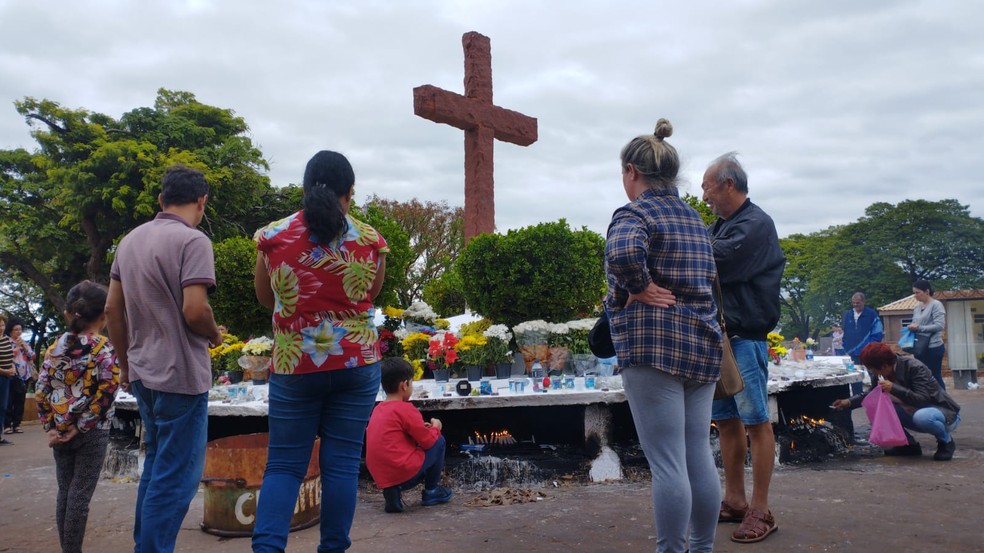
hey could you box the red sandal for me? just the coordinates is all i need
[718,500,747,523]
[731,508,778,543]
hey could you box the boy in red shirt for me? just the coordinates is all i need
[366,358,453,513]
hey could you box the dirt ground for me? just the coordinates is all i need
[2,385,983,553]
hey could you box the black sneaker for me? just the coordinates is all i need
[933,439,955,461]
[382,487,404,513]
[421,485,453,506]
[884,443,922,456]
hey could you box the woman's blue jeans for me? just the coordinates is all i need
[895,404,961,443]
[252,363,380,553]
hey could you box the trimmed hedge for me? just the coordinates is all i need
[457,219,606,327]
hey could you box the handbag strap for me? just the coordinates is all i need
[712,277,730,338]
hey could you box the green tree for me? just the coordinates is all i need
[0,89,285,314]
[457,220,606,327]
[682,193,716,226]
[422,265,467,316]
[853,199,984,289]
[352,202,412,309]
[211,237,270,338]
[365,196,464,307]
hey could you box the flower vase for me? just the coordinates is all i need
[790,349,806,362]
[433,368,450,383]
[238,355,271,385]
[570,354,599,376]
[465,365,483,382]
[519,344,549,373]
[547,346,570,374]
[224,370,244,384]
[495,363,512,380]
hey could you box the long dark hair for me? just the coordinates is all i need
[64,280,108,347]
[302,150,355,245]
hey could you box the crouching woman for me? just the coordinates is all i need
[832,342,959,460]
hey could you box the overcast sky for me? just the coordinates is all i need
[1,0,982,239]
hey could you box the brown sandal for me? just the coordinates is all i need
[718,500,747,523]
[731,508,778,543]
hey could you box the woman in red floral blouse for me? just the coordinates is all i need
[252,150,388,553]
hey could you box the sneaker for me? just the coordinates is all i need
[421,485,453,506]
[884,443,922,456]
[933,439,955,461]
[382,487,404,513]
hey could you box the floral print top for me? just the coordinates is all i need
[255,211,389,375]
[36,333,120,433]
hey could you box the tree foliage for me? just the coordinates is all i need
[456,220,606,327]
[422,265,467,316]
[0,89,291,314]
[210,237,270,338]
[682,193,716,226]
[364,196,463,307]
[351,202,412,309]
[777,199,981,340]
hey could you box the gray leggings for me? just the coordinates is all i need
[622,367,720,553]
[53,428,109,553]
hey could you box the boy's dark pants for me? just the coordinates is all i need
[396,435,447,491]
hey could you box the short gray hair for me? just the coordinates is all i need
[708,151,748,194]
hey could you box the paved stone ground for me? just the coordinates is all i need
[2,386,983,553]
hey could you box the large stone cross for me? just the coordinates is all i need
[413,31,538,242]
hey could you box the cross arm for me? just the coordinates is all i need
[413,85,538,146]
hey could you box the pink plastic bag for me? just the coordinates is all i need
[861,385,909,447]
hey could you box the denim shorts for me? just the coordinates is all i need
[712,339,770,426]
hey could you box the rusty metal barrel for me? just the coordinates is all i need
[201,433,321,537]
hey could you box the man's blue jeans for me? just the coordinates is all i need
[395,435,447,491]
[0,376,10,435]
[130,380,208,553]
[252,363,380,553]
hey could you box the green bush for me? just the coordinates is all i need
[457,219,606,327]
[211,236,270,337]
[422,265,467,316]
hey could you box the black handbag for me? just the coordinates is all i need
[588,311,616,358]
[911,332,930,358]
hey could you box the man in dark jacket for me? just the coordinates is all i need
[703,152,786,544]
[833,342,959,460]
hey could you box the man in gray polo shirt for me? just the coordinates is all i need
[106,165,222,553]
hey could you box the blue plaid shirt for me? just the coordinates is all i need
[604,189,722,383]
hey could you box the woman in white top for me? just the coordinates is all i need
[908,279,946,389]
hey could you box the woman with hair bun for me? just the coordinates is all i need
[605,119,723,552]
[252,150,388,552]
[36,280,120,553]
[909,279,946,389]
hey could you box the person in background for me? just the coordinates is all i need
[909,280,946,389]
[366,357,452,514]
[252,150,388,553]
[606,119,723,553]
[841,292,883,361]
[4,317,36,435]
[105,165,223,553]
[831,323,845,356]
[832,342,959,460]
[36,281,120,553]
[841,292,883,395]
[703,152,786,544]
[0,314,14,445]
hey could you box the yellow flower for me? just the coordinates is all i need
[383,306,404,318]
[434,319,450,330]
[410,358,425,381]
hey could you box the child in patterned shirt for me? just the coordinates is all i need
[36,280,120,553]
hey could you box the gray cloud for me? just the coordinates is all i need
[1,0,981,240]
